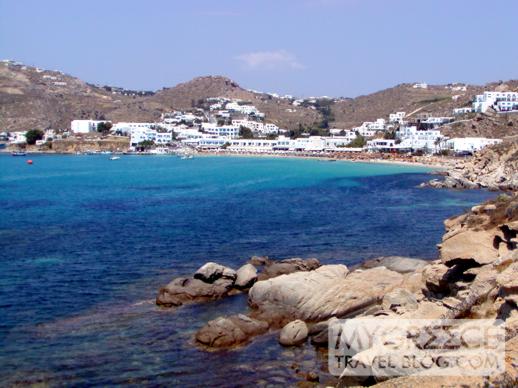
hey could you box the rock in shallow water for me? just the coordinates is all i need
[195,314,269,348]
[156,277,234,307]
[279,320,308,346]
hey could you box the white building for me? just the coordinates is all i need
[366,139,399,152]
[130,128,172,147]
[389,112,406,123]
[71,120,111,134]
[231,120,279,135]
[453,107,473,115]
[413,82,428,89]
[397,126,443,152]
[422,116,454,126]
[445,137,502,153]
[201,123,240,138]
[472,91,518,113]
[112,122,156,135]
[9,131,27,144]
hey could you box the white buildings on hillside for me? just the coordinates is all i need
[366,139,398,152]
[231,119,279,135]
[473,91,518,113]
[71,120,111,134]
[445,138,502,153]
[130,128,172,147]
[225,102,264,117]
[453,107,473,115]
[389,112,406,123]
[112,122,157,135]
[397,126,443,152]
[201,123,240,138]
[421,116,454,126]
[413,82,428,89]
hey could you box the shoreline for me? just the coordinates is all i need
[196,150,452,170]
[1,149,451,171]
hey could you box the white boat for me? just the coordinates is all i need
[180,154,194,160]
[109,156,120,160]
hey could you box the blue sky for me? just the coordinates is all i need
[0,0,517,97]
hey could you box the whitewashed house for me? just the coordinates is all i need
[445,138,502,153]
[472,91,518,113]
[71,120,111,134]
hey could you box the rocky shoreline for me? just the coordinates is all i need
[424,140,518,191]
[155,193,518,387]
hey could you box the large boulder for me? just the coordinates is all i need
[440,229,499,265]
[234,263,258,289]
[195,314,269,348]
[497,261,518,294]
[156,277,234,307]
[278,320,308,346]
[194,262,237,283]
[249,265,405,323]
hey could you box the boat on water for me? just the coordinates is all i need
[180,154,194,160]
[11,151,27,156]
[109,156,120,160]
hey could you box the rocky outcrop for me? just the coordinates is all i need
[194,262,236,283]
[335,194,518,386]
[439,195,518,266]
[248,265,406,324]
[157,257,321,308]
[425,141,518,191]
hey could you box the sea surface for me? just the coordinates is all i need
[0,155,495,387]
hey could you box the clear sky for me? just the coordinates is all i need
[0,0,517,97]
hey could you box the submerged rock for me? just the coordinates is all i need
[195,314,269,348]
[279,320,308,346]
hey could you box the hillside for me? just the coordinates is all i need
[0,64,320,132]
[1,60,517,137]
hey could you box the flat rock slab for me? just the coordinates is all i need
[257,258,320,281]
[249,265,404,323]
[156,277,234,307]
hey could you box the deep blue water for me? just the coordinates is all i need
[0,155,495,386]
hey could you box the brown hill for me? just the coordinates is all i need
[1,60,517,136]
[150,76,321,129]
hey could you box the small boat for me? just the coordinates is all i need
[109,156,120,160]
[180,155,194,160]
[11,151,27,156]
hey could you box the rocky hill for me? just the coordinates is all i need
[427,139,518,191]
[1,60,518,136]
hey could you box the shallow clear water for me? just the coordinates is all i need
[0,155,495,386]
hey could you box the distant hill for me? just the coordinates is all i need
[1,61,517,137]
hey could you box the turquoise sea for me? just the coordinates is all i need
[0,155,495,386]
